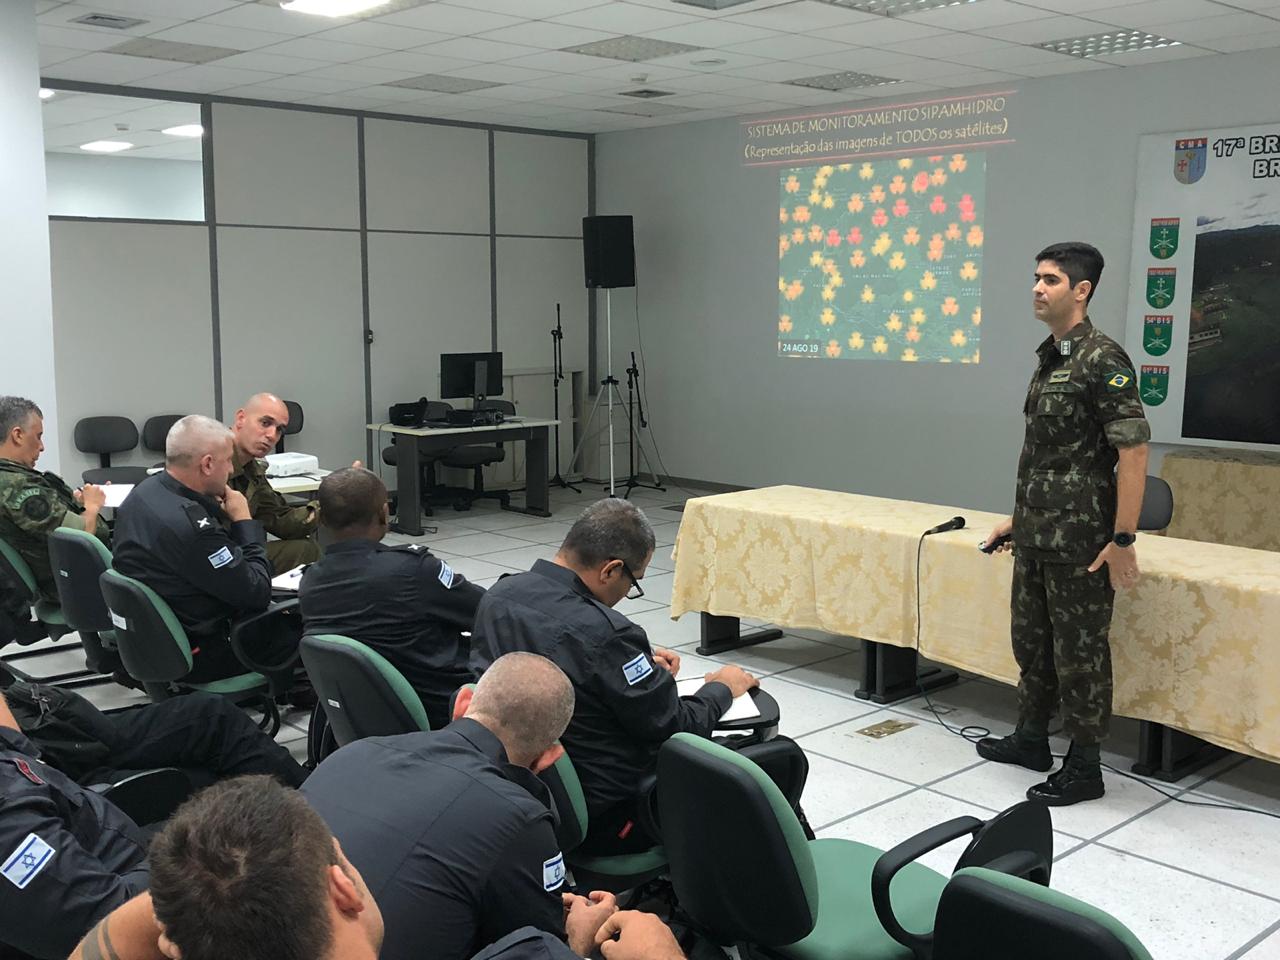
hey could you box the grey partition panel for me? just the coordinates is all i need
[217,227,365,470]
[496,237,589,374]
[49,221,215,480]
[367,232,492,424]
[364,119,490,234]
[494,132,587,238]
[211,104,359,229]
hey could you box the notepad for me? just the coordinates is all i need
[676,677,761,723]
[100,484,134,509]
[271,565,307,592]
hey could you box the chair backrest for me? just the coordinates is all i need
[657,733,818,947]
[933,868,1153,960]
[275,400,304,453]
[952,801,1053,885]
[1138,475,1174,532]
[0,536,38,601]
[141,415,183,454]
[74,416,139,468]
[477,399,516,415]
[48,527,114,635]
[540,750,590,854]
[98,569,193,682]
[299,635,429,747]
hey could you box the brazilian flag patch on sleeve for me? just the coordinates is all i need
[1105,370,1133,392]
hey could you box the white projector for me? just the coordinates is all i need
[264,452,319,477]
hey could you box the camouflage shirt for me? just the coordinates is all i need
[0,458,110,602]
[1012,318,1151,562]
[228,454,317,541]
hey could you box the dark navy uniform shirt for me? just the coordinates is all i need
[112,472,272,650]
[469,560,731,818]
[298,540,484,730]
[302,719,565,960]
[0,728,148,960]
[471,928,579,960]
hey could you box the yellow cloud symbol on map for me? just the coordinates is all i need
[779,315,792,332]
[778,236,790,256]
[886,314,903,332]
[942,297,960,316]
[966,226,984,247]
[869,184,886,203]
[861,285,876,303]
[902,289,915,303]
[951,328,968,347]
[960,261,978,281]
[873,336,888,354]
[850,250,866,267]
[898,157,913,170]
[838,163,853,172]
[849,332,864,350]
[822,286,836,302]
[780,207,789,224]
[904,227,920,245]
[785,280,804,300]
[972,307,982,326]
[826,339,842,358]
[931,168,947,186]
[859,163,875,180]
[906,326,921,343]
[792,228,805,243]
[872,233,893,256]
[822,194,835,210]
[945,223,962,241]
[821,307,836,326]
[890,176,907,195]
[830,272,844,288]
[920,271,937,291]
[779,277,786,292]
[810,250,825,267]
[808,226,823,242]
[911,307,926,324]
[847,194,864,213]
[785,176,800,193]
[889,251,906,271]
[902,348,918,361]
[809,190,822,204]
[949,154,968,172]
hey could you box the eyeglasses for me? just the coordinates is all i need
[619,559,645,601]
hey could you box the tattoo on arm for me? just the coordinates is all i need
[102,914,124,960]
[82,916,123,960]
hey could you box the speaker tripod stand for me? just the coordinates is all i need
[569,288,665,499]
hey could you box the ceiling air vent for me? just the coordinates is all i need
[619,89,675,99]
[70,12,148,29]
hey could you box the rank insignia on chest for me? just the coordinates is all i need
[1058,339,1072,357]
[1048,369,1071,384]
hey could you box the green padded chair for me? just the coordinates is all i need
[299,634,429,762]
[98,568,283,735]
[48,527,124,674]
[656,733,1053,960]
[932,868,1153,960]
[0,533,99,684]
[540,749,669,894]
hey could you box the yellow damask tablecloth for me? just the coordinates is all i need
[1161,447,1280,551]
[670,485,1280,764]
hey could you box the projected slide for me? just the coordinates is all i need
[778,153,985,363]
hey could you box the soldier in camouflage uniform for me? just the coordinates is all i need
[978,243,1150,806]
[229,392,323,572]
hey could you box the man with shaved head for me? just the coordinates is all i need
[229,393,323,571]
[113,415,295,681]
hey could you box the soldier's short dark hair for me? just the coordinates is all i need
[317,467,387,531]
[561,498,655,570]
[0,397,42,440]
[148,776,337,960]
[1035,242,1104,303]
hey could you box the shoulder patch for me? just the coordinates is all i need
[437,561,456,589]
[207,546,234,569]
[182,501,216,533]
[2,833,55,890]
[1048,369,1072,384]
[19,494,51,522]
[542,853,565,892]
[1106,370,1134,391]
[622,653,654,686]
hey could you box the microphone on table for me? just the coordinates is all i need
[923,516,966,536]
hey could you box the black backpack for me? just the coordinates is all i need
[1,680,116,780]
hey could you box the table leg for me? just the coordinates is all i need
[696,613,783,656]
[1131,721,1229,782]
[855,640,958,704]
[392,432,424,536]
[504,426,552,518]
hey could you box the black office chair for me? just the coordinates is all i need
[75,417,149,485]
[1138,475,1174,531]
[47,527,122,676]
[141,415,182,468]
[276,400,304,453]
[90,768,194,827]
[931,867,1153,960]
[441,399,513,510]
[382,401,455,516]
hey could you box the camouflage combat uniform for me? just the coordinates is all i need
[0,458,110,603]
[228,456,321,572]
[1010,318,1150,745]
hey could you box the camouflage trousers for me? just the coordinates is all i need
[266,537,321,574]
[1011,553,1115,745]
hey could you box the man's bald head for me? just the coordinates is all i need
[468,653,575,769]
[317,467,388,539]
[233,393,290,461]
[166,415,236,495]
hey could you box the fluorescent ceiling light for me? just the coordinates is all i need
[814,0,979,14]
[38,88,56,100]
[788,70,904,90]
[1038,29,1181,58]
[279,0,393,15]
[80,140,134,153]
[162,124,204,138]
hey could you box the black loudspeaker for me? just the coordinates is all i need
[583,215,635,289]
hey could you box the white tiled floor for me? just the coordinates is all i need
[15,480,1280,960]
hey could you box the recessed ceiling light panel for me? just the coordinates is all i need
[386,74,505,93]
[108,38,239,64]
[162,124,205,138]
[69,13,147,29]
[787,70,904,91]
[80,140,134,153]
[673,0,760,8]
[38,88,56,100]
[273,0,429,17]
[563,36,704,62]
[1038,29,1181,57]
[813,0,980,15]
[619,88,676,99]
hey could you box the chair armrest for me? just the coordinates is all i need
[634,772,662,844]
[870,816,984,958]
[229,598,303,678]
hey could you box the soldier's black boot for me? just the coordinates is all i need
[975,728,1053,772]
[1027,742,1105,806]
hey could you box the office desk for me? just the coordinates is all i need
[368,419,558,536]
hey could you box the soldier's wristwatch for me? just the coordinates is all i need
[1112,532,1136,548]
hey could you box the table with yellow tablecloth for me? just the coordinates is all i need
[1161,447,1280,551]
[670,485,1280,768]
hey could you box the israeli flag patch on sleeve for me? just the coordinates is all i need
[542,853,565,892]
[438,561,455,589]
[2,833,55,890]
[622,653,654,686]
[207,546,234,569]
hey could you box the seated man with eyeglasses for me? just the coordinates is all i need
[470,498,758,857]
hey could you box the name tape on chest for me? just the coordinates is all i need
[622,653,654,686]
[437,561,455,589]
[2,833,55,890]
[207,546,234,569]
[542,853,565,892]
[1048,369,1072,384]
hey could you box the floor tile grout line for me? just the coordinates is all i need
[801,746,956,794]
[1221,914,1280,960]
[1088,839,1280,907]
[811,782,925,833]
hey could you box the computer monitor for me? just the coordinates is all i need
[440,352,503,401]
